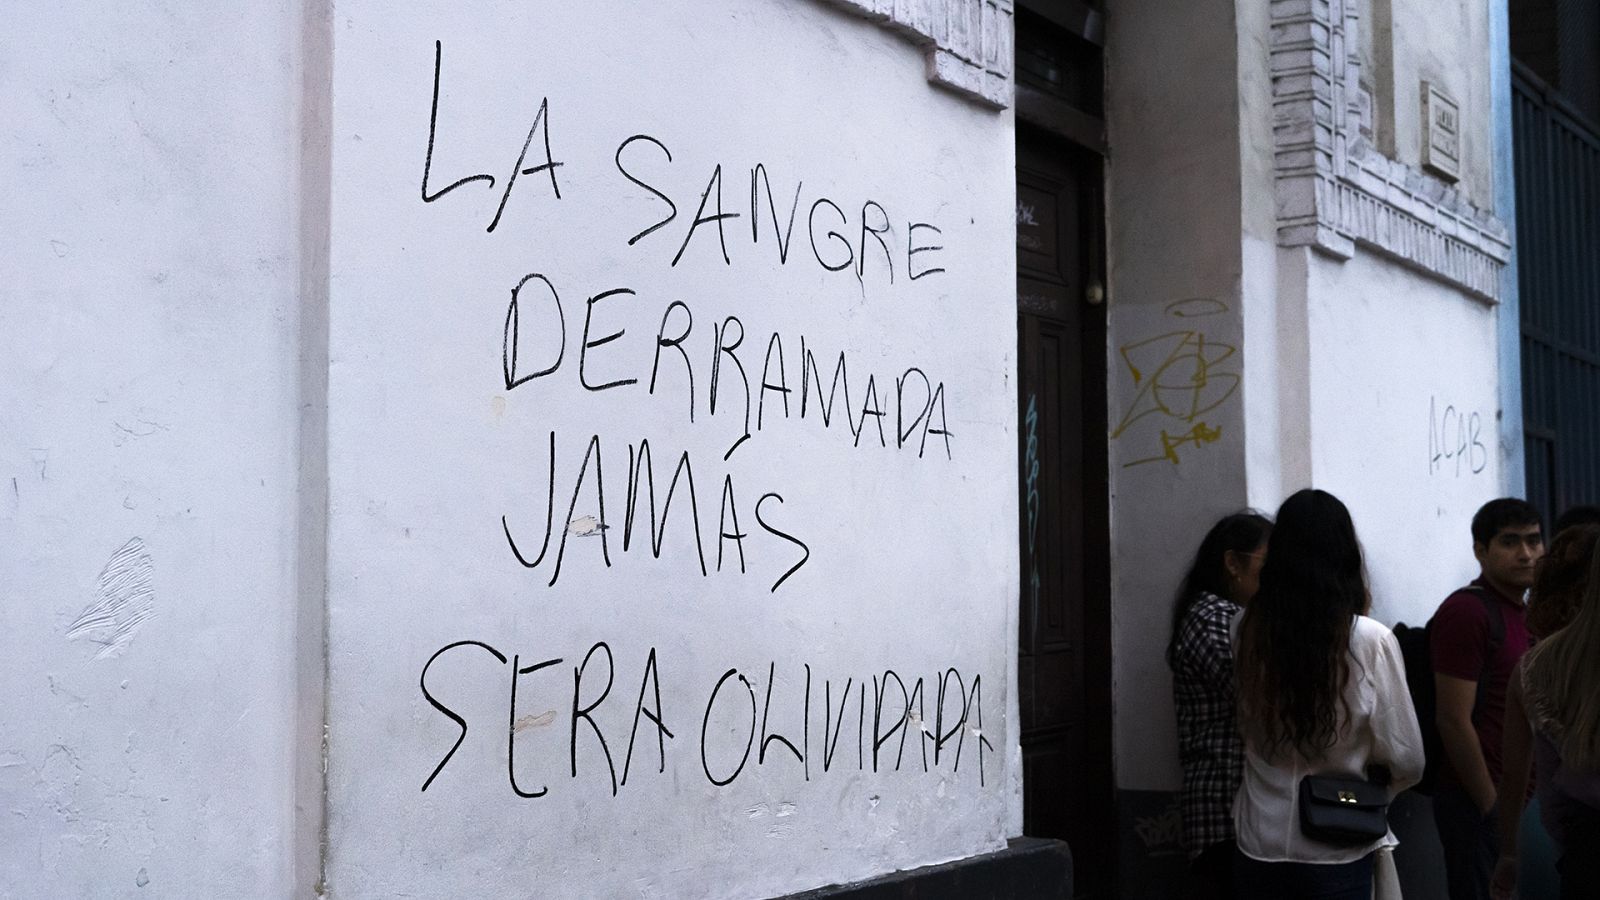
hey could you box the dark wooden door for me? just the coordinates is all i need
[1016,131,1112,897]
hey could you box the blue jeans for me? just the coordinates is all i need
[1232,850,1374,900]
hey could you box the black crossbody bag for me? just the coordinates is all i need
[1298,765,1392,845]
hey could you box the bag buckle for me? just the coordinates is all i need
[1338,790,1358,804]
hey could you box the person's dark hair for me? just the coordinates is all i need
[1554,505,1600,538]
[1166,511,1273,666]
[1236,489,1367,760]
[1529,524,1600,639]
[1471,497,1543,546]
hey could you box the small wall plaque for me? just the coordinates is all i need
[1422,82,1461,183]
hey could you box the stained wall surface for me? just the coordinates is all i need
[0,3,311,895]
[320,3,1018,898]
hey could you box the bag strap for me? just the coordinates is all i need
[1460,585,1507,724]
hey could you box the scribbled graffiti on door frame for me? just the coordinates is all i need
[1111,299,1240,467]
[1023,393,1042,618]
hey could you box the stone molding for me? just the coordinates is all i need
[817,0,1014,108]
[1270,0,1510,301]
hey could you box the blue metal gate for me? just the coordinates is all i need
[1516,60,1600,519]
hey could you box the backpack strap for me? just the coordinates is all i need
[1460,585,1507,724]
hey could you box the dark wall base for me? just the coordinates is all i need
[776,837,1073,900]
[1114,789,1188,898]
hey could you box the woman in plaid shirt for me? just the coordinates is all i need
[1168,512,1272,900]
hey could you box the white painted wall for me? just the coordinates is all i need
[1240,0,1314,512]
[321,3,1017,898]
[1389,0,1495,206]
[0,3,313,895]
[1359,0,1495,204]
[1305,252,1503,627]
[1104,0,1251,793]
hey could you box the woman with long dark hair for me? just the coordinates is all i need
[1493,524,1600,900]
[1232,489,1424,898]
[1493,526,1600,899]
[1168,511,1272,898]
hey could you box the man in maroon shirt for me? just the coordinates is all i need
[1431,498,1544,900]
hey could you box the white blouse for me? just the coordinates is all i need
[1230,614,1426,863]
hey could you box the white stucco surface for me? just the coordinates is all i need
[321,3,1018,897]
[1360,0,1494,204]
[1389,0,1495,205]
[0,4,309,895]
[1306,252,1503,627]
[1104,0,1252,792]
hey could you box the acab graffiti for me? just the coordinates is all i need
[1111,299,1240,467]
[1429,396,1489,477]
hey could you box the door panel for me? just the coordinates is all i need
[1017,132,1111,898]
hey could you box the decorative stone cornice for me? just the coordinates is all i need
[817,0,1014,109]
[1270,0,1510,301]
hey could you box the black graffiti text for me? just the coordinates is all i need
[418,639,993,797]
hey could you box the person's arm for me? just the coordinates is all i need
[1432,595,1497,812]
[1194,600,1235,694]
[1437,673,1497,813]
[1491,664,1533,900]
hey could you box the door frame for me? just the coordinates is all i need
[1014,3,1112,895]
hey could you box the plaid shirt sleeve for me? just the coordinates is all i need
[1172,592,1244,855]
[1176,594,1235,692]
